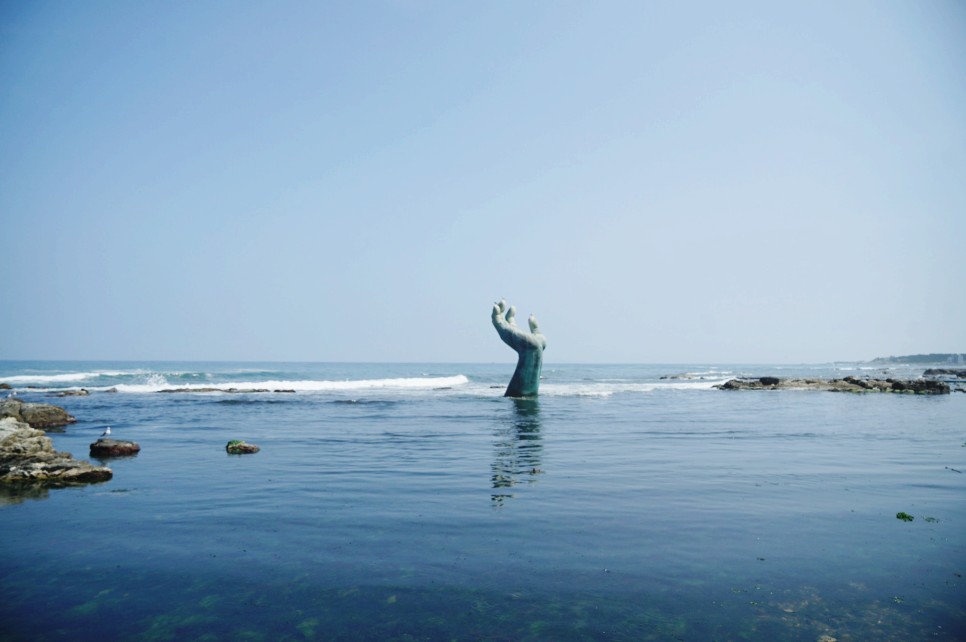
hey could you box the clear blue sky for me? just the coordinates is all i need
[2,1,964,363]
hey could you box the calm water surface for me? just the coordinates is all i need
[1,362,964,641]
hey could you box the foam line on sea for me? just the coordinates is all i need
[540,377,733,397]
[0,371,136,384]
[108,374,472,394]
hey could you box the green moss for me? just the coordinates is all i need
[896,512,914,522]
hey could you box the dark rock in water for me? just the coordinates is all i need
[0,383,11,390]
[889,379,949,394]
[55,389,90,397]
[0,398,77,428]
[1,417,112,486]
[89,438,141,457]
[923,368,966,378]
[226,440,260,454]
[716,377,950,394]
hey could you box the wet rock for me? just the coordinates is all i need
[0,399,77,428]
[1,417,112,486]
[715,377,949,394]
[89,438,141,458]
[55,389,90,397]
[923,368,966,378]
[226,440,260,454]
[718,379,753,390]
[0,383,11,390]
[888,379,949,394]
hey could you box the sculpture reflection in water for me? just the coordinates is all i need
[491,299,547,398]
[491,397,543,507]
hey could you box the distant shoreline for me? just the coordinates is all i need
[869,353,966,365]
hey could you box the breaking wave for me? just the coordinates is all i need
[0,370,137,385]
[110,375,471,394]
[539,378,731,398]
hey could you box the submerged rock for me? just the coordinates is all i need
[226,440,260,454]
[715,377,950,394]
[55,389,90,397]
[89,438,141,458]
[0,417,112,486]
[0,398,77,428]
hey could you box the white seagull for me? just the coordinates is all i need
[100,426,112,437]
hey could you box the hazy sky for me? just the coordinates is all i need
[2,1,964,363]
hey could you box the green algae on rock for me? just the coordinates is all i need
[226,440,260,454]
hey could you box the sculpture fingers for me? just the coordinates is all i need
[504,305,517,326]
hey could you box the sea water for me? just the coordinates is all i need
[0,361,963,641]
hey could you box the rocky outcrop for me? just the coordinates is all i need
[923,369,966,378]
[226,440,260,454]
[0,417,112,486]
[716,376,949,394]
[89,438,141,458]
[0,398,77,429]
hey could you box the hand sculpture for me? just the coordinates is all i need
[492,299,547,397]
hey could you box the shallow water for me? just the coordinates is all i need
[1,362,964,640]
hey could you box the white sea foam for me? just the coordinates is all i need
[0,372,100,384]
[0,369,149,385]
[109,374,470,394]
[541,378,729,397]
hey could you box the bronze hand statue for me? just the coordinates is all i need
[491,299,547,397]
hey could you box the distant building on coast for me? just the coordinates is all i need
[870,353,966,365]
